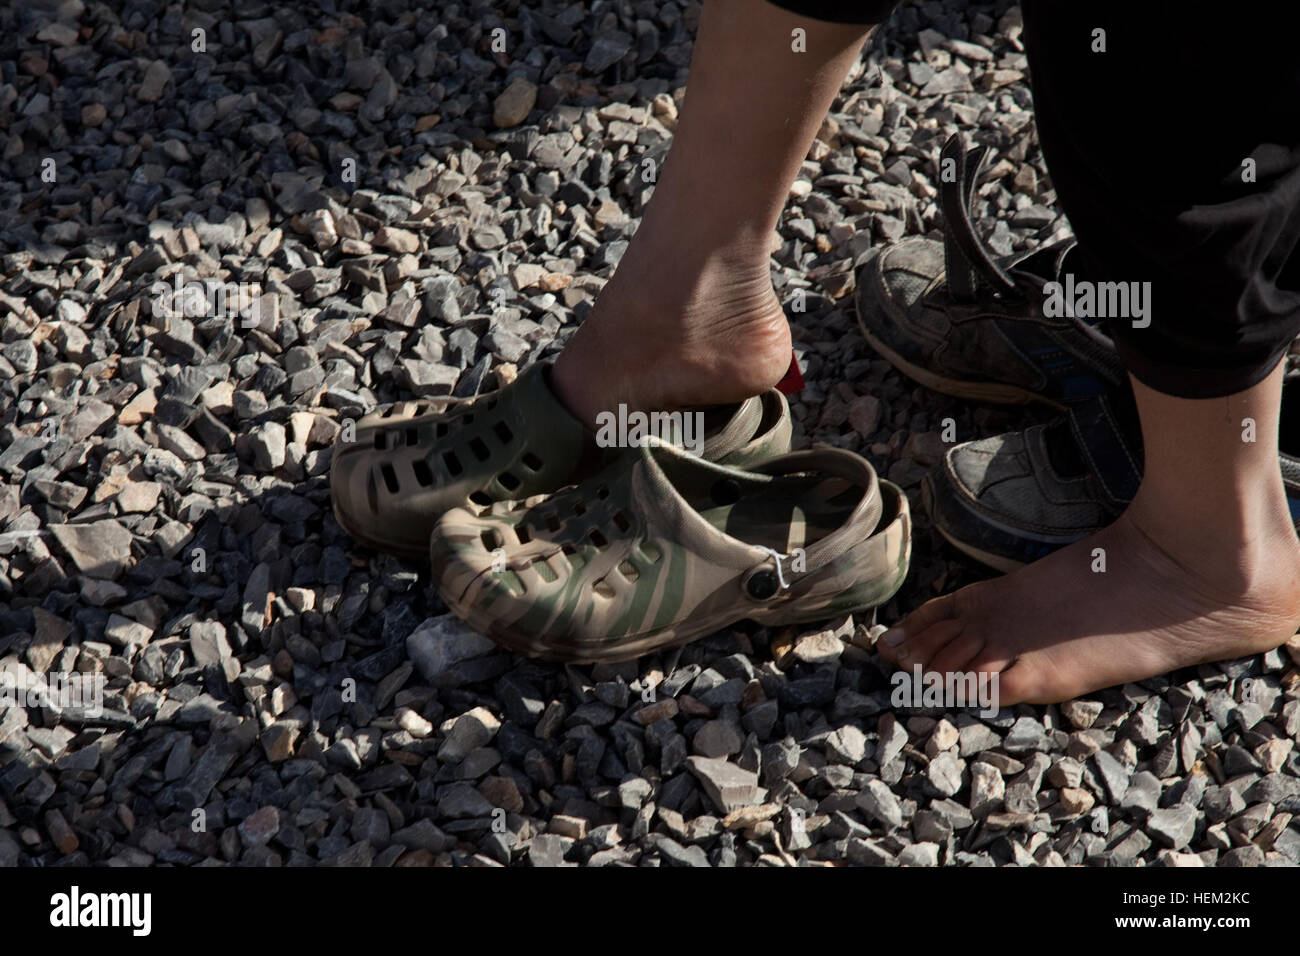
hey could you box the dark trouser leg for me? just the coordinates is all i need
[1021,0,1300,398]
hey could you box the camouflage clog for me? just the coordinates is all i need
[429,443,911,662]
[331,361,793,560]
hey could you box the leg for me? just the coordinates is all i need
[879,0,1300,704]
[879,364,1300,705]
[551,0,881,426]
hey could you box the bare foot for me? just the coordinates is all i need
[877,507,1300,706]
[550,249,792,427]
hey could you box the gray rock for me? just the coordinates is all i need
[1146,805,1197,849]
[1003,716,1050,753]
[437,783,495,819]
[406,615,497,680]
[238,806,281,848]
[528,833,573,867]
[686,756,763,814]
[249,421,286,471]
[654,835,710,867]
[693,719,743,758]
[1120,771,1162,818]
[437,707,501,761]
[825,724,869,766]
[1093,749,1132,804]
[898,842,940,866]
[49,521,134,580]
[585,32,633,73]
[857,779,905,830]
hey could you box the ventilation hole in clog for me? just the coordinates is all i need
[469,490,492,506]
[589,529,608,549]
[381,407,396,418]
[412,460,435,486]
[435,422,449,438]
[415,403,430,415]
[516,524,532,544]
[499,471,520,491]
[443,451,464,476]
[533,559,558,583]
[711,478,742,506]
[573,501,586,517]
[593,578,616,598]
[498,569,523,595]
[405,427,419,447]
[612,511,631,533]
[480,528,502,551]
[618,560,639,583]
[469,437,490,461]
[463,413,475,425]
[639,541,662,563]
[596,485,610,499]
[373,432,386,450]
[380,463,400,493]
[494,421,513,443]
[545,513,561,533]
[521,452,543,471]
[562,544,586,570]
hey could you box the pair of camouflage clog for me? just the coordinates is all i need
[331,362,911,662]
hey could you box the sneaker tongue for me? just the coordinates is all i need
[1055,245,1112,335]
[1008,242,1110,334]
[1003,243,1064,283]
[1064,389,1144,507]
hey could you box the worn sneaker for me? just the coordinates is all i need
[856,132,1125,408]
[926,381,1300,572]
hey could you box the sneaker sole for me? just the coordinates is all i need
[919,477,1026,574]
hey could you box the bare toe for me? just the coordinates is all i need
[925,628,987,678]
[984,660,1038,706]
[877,592,958,664]
[896,618,965,669]
[885,508,1300,706]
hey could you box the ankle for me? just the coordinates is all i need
[1126,479,1300,598]
[599,243,776,329]
[552,280,790,427]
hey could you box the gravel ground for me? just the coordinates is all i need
[1,0,1298,868]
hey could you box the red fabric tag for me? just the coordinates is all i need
[776,349,804,395]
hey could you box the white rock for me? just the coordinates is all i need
[397,707,433,738]
[437,706,501,760]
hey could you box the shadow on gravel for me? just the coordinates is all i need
[2,0,1292,870]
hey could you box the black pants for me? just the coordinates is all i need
[764,0,1300,398]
